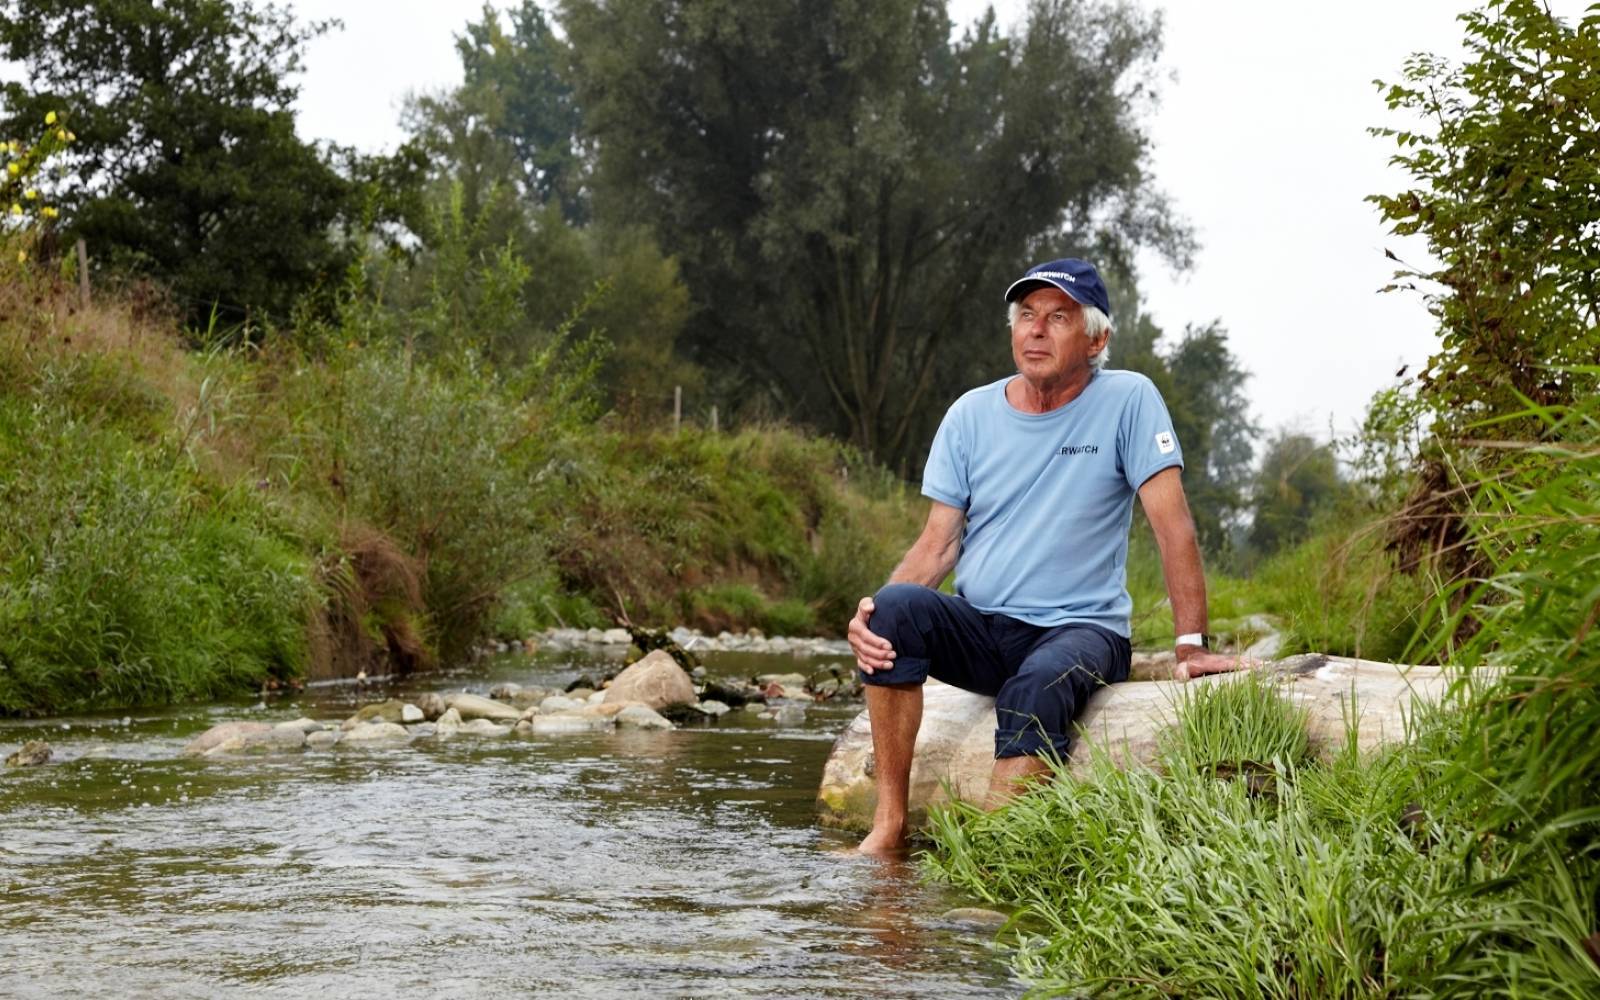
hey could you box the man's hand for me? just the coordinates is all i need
[847,597,897,674]
[1174,648,1256,681]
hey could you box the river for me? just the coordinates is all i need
[0,646,1021,998]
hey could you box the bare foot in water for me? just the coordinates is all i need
[857,825,910,857]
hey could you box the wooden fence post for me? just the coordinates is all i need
[710,405,718,434]
[673,385,682,433]
[75,238,90,308]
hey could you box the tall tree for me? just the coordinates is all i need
[397,4,693,401]
[1113,313,1257,557]
[0,0,374,326]
[1248,431,1342,558]
[1166,321,1257,554]
[560,0,1192,464]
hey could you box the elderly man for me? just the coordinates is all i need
[846,257,1244,854]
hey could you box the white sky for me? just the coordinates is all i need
[288,0,1582,441]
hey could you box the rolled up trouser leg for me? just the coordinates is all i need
[993,623,1130,759]
[859,583,1003,689]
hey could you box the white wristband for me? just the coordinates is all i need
[1175,632,1207,648]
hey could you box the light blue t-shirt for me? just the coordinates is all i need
[921,371,1184,637]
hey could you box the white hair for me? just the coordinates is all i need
[1007,298,1114,370]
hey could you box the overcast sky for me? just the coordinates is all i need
[289,0,1580,441]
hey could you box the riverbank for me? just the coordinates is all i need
[0,272,920,715]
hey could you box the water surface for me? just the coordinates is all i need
[0,648,1019,998]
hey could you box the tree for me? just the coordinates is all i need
[395,4,693,402]
[1113,313,1257,558]
[1370,0,1600,436]
[1248,431,1342,558]
[0,0,373,325]
[1165,321,1258,554]
[560,0,1192,465]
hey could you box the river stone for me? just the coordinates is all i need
[507,687,548,709]
[341,721,411,744]
[447,693,522,722]
[616,704,674,730]
[341,700,408,730]
[434,707,463,737]
[400,703,425,724]
[539,695,585,714]
[601,628,631,644]
[816,656,1452,832]
[5,740,52,767]
[939,907,1013,931]
[692,700,731,717]
[274,718,324,734]
[265,726,307,748]
[755,672,810,692]
[530,712,614,734]
[306,730,340,749]
[460,718,512,737]
[182,721,273,756]
[489,682,522,700]
[603,650,696,711]
[416,692,448,721]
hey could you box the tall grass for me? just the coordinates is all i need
[0,391,313,714]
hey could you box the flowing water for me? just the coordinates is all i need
[0,648,1021,998]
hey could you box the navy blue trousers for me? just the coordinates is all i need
[860,583,1131,759]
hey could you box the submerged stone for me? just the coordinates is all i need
[5,740,51,767]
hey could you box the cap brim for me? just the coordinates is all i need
[1004,276,1095,309]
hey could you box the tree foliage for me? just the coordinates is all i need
[398,3,692,403]
[1370,0,1600,435]
[0,0,395,326]
[1248,431,1342,558]
[560,0,1192,465]
[1115,315,1256,558]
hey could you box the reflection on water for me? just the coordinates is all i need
[0,649,1019,998]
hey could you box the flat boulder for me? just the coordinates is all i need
[603,650,696,711]
[817,655,1451,833]
[446,693,522,722]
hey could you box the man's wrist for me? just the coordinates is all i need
[1174,632,1211,651]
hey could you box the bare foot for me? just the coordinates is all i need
[857,825,910,857]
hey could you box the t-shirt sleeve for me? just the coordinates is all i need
[921,404,970,510]
[1118,378,1184,490]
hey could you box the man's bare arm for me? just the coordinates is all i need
[847,501,964,672]
[1137,467,1246,680]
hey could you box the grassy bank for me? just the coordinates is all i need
[927,396,1600,997]
[0,270,920,715]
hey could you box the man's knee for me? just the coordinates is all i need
[870,582,942,632]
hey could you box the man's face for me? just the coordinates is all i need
[1010,286,1105,386]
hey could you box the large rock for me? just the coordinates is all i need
[603,650,696,711]
[446,693,522,722]
[816,655,1451,832]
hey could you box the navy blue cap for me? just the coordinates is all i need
[1003,258,1112,319]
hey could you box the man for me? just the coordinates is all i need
[846,257,1245,855]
